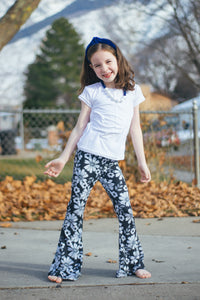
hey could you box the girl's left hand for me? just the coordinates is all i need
[138,164,151,183]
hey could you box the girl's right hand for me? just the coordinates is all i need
[44,158,66,178]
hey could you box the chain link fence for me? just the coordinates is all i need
[0,106,199,185]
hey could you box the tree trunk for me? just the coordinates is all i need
[0,0,41,51]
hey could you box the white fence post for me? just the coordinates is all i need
[20,106,25,151]
[193,100,200,187]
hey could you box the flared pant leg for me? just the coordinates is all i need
[99,162,145,277]
[48,150,100,280]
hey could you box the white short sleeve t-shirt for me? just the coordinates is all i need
[77,82,145,160]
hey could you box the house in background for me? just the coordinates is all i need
[139,85,178,128]
[140,85,177,112]
[0,112,16,131]
[172,95,200,130]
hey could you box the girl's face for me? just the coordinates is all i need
[90,50,118,88]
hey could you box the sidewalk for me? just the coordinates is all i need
[0,217,200,299]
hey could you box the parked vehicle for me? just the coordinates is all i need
[144,126,180,150]
[155,128,180,149]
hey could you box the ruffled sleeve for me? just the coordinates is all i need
[133,84,145,107]
[78,86,93,108]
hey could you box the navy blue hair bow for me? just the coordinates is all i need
[85,37,116,62]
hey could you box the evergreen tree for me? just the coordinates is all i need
[24,18,84,108]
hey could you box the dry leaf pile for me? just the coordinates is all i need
[0,175,199,222]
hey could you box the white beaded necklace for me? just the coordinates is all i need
[101,81,126,103]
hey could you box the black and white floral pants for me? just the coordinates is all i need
[48,150,145,280]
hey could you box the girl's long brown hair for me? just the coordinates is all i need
[79,43,135,94]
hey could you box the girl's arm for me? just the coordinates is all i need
[129,105,151,183]
[44,101,91,177]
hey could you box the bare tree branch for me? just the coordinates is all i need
[117,0,200,96]
[0,0,41,51]
[166,0,200,75]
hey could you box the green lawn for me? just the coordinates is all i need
[0,157,74,183]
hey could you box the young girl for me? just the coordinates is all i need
[45,37,151,283]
